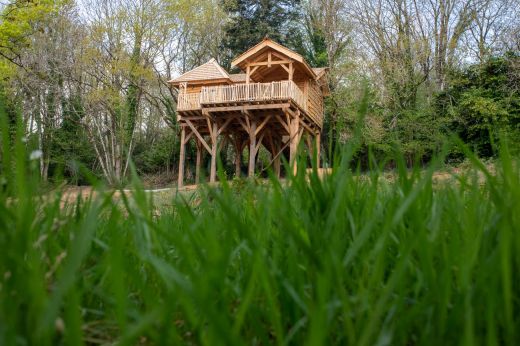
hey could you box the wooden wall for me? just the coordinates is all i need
[307,79,323,124]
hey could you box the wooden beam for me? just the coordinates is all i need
[178,127,186,188]
[248,120,257,178]
[217,117,234,136]
[305,134,313,162]
[268,51,272,68]
[195,140,202,183]
[289,110,300,175]
[210,121,218,183]
[237,117,250,132]
[206,117,213,138]
[184,130,194,144]
[280,64,290,73]
[219,133,231,151]
[234,136,243,178]
[248,59,292,67]
[316,133,321,168]
[255,130,266,153]
[250,65,260,75]
[271,50,290,61]
[275,114,290,134]
[299,117,314,134]
[255,115,272,136]
[203,103,290,113]
[185,119,211,154]
[274,140,281,178]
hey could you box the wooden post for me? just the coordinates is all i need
[178,126,186,188]
[305,134,313,162]
[195,139,202,183]
[248,120,257,178]
[234,137,243,178]
[210,121,218,183]
[274,140,281,178]
[289,111,300,175]
[316,132,321,168]
[288,62,293,81]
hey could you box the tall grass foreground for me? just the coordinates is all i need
[1,103,519,345]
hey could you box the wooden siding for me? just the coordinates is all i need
[307,79,323,127]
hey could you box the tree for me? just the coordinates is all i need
[220,0,302,67]
[438,53,520,157]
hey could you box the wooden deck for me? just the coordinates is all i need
[177,80,321,127]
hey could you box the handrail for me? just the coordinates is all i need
[177,93,201,111]
[200,80,308,112]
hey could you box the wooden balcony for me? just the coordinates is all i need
[200,80,307,111]
[177,80,324,128]
[178,80,306,111]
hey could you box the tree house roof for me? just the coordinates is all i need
[169,58,231,86]
[231,38,317,79]
[168,39,329,90]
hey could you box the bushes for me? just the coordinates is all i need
[132,129,179,175]
[438,53,520,158]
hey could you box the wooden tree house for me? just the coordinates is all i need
[169,38,329,187]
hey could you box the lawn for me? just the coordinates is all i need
[1,139,519,345]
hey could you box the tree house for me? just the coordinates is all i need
[169,38,329,187]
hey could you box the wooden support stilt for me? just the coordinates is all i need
[316,132,321,168]
[195,139,202,183]
[234,136,243,178]
[210,121,218,183]
[178,126,186,188]
[305,134,312,159]
[248,120,257,178]
[274,140,281,178]
[289,111,300,175]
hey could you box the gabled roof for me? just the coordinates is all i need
[231,38,317,79]
[168,59,230,86]
[312,68,328,79]
[312,67,331,96]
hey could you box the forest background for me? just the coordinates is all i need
[0,0,518,186]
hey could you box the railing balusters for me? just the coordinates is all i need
[183,81,310,117]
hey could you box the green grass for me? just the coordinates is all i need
[1,112,520,345]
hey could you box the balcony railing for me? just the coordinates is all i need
[177,92,201,111]
[177,80,307,112]
[200,80,307,111]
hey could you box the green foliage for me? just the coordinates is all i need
[220,0,302,67]
[289,11,329,68]
[0,0,57,71]
[438,53,520,157]
[2,96,520,345]
[48,96,98,185]
[132,129,178,175]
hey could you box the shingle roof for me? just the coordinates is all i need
[229,73,247,83]
[168,59,230,85]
